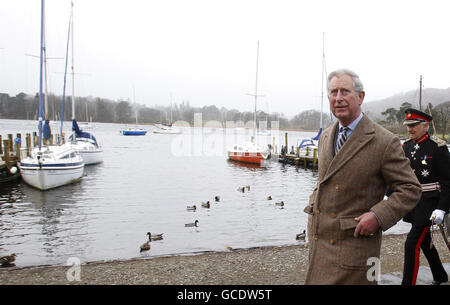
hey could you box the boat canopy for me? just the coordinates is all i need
[70,119,99,147]
[43,119,51,140]
[311,128,322,141]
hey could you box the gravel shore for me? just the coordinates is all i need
[0,233,449,285]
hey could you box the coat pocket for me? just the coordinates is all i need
[338,216,381,270]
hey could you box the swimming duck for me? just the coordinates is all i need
[267,196,272,200]
[186,205,197,211]
[275,201,284,206]
[245,185,250,191]
[237,187,245,193]
[185,220,199,227]
[201,201,210,208]
[296,230,306,241]
[140,241,150,252]
[148,232,164,241]
[215,196,220,202]
[0,254,16,267]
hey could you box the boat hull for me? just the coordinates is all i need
[78,150,103,165]
[227,151,268,165]
[18,163,84,191]
[122,130,147,136]
[67,141,103,165]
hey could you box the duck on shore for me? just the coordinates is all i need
[201,201,210,208]
[0,254,16,267]
[215,196,220,202]
[186,205,197,211]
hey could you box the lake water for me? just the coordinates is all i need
[0,119,411,268]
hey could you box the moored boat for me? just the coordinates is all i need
[121,128,147,136]
[227,141,270,165]
[63,3,103,165]
[228,42,269,166]
[153,123,181,134]
[18,0,85,191]
[18,145,84,190]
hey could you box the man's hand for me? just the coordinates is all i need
[354,212,380,238]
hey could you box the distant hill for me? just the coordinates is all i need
[362,88,450,119]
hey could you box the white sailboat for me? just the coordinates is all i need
[153,94,182,134]
[227,41,271,165]
[66,1,103,164]
[19,0,84,190]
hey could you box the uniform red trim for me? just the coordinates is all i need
[415,133,429,144]
[411,226,430,285]
[406,113,430,122]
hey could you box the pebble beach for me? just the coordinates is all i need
[0,233,449,285]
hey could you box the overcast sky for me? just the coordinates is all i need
[1,0,449,118]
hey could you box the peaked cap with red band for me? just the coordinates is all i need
[403,108,432,125]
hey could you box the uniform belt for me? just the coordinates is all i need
[421,182,440,192]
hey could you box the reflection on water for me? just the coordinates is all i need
[0,119,410,267]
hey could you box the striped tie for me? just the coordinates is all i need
[335,127,349,155]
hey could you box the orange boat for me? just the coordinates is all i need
[227,142,270,165]
[227,42,272,166]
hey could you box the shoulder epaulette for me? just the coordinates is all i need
[403,138,413,144]
[430,135,447,147]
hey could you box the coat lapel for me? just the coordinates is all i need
[320,115,375,184]
[318,122,338,179]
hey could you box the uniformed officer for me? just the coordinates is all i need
[401,108,450,285]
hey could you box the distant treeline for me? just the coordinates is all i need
[0,92,333,130]
[377,101,450,139]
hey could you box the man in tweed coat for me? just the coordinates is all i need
[304,69,422,284]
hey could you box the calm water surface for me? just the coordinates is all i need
[0,119,410,267]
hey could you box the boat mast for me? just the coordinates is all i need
[43,13,49,121]
[71,1,76,140]
[60,2,72,137]
[419,75,422,111]
[38,0,45,151]
[320,32,325,130]
[254,41,259,136]
[133,85,138,126]
[246,41,263,139]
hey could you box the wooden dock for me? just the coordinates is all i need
[275,132,318,170]
[278,146,318,171]
[0,132,66,183]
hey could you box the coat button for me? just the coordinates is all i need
[330,239,335,245]
[335,185,339,190]
[314,236,318,241]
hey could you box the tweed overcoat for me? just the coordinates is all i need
[304,115,422,284]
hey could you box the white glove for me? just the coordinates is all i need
[430,209,445,225]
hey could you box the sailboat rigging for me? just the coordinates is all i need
[298,33,326,149]
[227,41,271,165]
[121,86,147,135]
[153,93,182,134]
[18,0,85,190]
[65,1,103,164]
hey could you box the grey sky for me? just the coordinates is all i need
[1,0,449,118]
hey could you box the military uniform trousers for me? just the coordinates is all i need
[401,222,448,285]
